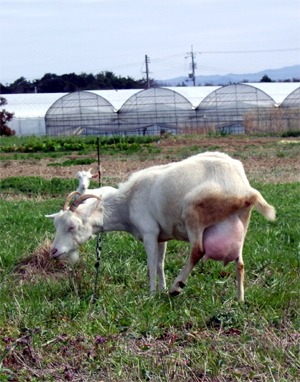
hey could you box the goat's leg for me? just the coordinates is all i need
[169,241,204,296]
[235,209,250,302]
[235,253,244,301]
[143,235,159,293]
[157,242,167,291]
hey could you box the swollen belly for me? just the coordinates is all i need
[203,215,244,266]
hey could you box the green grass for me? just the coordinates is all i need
[0,178,299,381]
[0,135,159,155]
[47,158,98,167]
[0,177,104,197]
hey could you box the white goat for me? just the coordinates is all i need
[75,168,101,199]
[75,167,117,202]
[46,152,276,301]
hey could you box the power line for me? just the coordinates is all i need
[198,48,300,54]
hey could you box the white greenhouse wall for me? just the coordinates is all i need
[2,93,66,136]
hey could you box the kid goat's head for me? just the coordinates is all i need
[77,168,98,191]
[45,191,103,266]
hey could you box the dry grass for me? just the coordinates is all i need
[243,107,300,134]
[2,321,299,381]
[13,238,69,283]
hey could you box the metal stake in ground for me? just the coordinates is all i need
[92,137,103,303]
[97,137,102,188]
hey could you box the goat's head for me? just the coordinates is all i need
[45,191,103,266]
[76,168,98,191]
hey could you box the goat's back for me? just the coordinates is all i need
[120,152,250,199]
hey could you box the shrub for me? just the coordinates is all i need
[0,97,15,136]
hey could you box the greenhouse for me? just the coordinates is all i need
[195,84,274,134]
[45,87,220,136]
[115,87,222,135]
[2,83,300,137]
[2,93,66,136]
[45,89,142,136]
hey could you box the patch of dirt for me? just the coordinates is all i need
[1,137,300,184]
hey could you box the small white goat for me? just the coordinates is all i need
[75,167,117,201]
[46,152,276,301]
[75,168,101,199]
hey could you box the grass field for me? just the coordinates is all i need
[0,135,299,381]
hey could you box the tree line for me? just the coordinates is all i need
[0,71,153,94]
[1,71,299,94]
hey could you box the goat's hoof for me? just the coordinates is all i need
[169,290,181,297]
[169,281,186,297]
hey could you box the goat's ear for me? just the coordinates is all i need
[45,213,58,219]
[79,197,102,222]
[92,174,98,179]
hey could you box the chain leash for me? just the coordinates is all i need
[92,233,102,303]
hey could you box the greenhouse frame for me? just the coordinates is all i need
[2,83,300,137]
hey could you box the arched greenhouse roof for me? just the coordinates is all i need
[120,87,193,111]
[281,87,300,108]
[87,89,144,110]
[245,83,300,106]
[164,86,221,108]
[197,84,275,113]
[117,87,198,134]
[45,89,143,116]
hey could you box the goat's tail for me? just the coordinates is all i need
[253,191,276,221]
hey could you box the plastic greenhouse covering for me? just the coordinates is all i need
[2,93,66,136]
[281,87,300,108]
[2,83,299,137]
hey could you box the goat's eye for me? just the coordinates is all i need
[68,226,75,231]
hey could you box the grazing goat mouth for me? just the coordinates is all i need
[51,252,66,260]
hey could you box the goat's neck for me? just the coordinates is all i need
[76,187,85,195]
[102,192,131,233]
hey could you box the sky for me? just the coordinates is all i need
[0,0,300,85]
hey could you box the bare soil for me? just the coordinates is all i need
[1,136,300,184]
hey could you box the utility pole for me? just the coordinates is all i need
[186,45,197,86]
[145,55,150,89]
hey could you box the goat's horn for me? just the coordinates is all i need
[69,194,102,213]
[62,191,81,211]
[88,168,93,173]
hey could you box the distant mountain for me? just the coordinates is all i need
[158,65,300,86]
